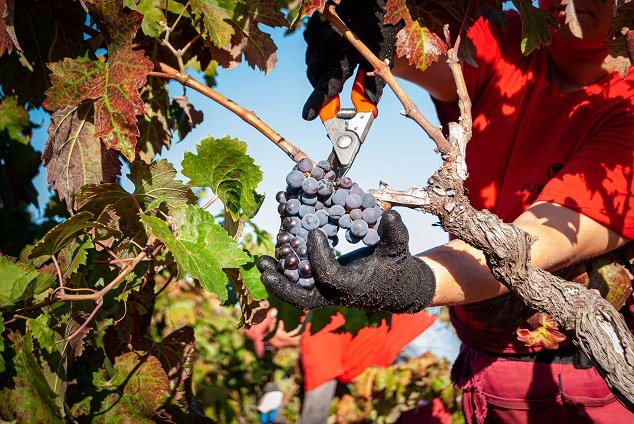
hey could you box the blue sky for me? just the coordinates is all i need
[30,27,450,255]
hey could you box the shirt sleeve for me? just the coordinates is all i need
[537,109,634,240]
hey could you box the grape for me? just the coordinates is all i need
[290,236,306,250]
[362,207,379,225]
[338,214,352,229]
[311,166,325,180]
[317,181,333,196]
[316,210,329,226]
[298,277,315,288]
[350,184,364,196]
[276,191,287,204]
[339,176,353,189]
[275,159,381,287]
[317,160,331,171]
[345,230,361,244]
[302,213,320,231]
[300,193,318,206]
[323,223,338,237]
[285,253,299,269]
[299,204,315,218]
[302,177,319,195]
[286,170,305,188]
[350,208,363,220]
[328,204,345,219]
[345,193,362,209]
[350,219,369,237]
[331,189,348,206]
[361,193,376,209]
[298,157,313,172]
[298,260,312,278]
[284,268,300,283]
[363,228,380,246]
[285,199,300,215]
[277,231,293,245]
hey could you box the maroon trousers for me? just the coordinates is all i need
[453,345,633,423]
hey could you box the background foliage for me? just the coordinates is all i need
[0,0,631,422]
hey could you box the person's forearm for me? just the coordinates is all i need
[419,202,630,306]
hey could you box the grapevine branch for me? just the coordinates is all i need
[149,62,311,164]
[323,8,634,410]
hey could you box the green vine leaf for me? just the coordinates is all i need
[0,256,55,309]
[123,0,166,38]
[29,211,107,261]
[0,331,63,423]
[42,7,153,161]
[240,258,268,300]
[60,236,94,281]
[43,105,122,211]
[0,95,30,142]
[512,0,554,54]
[182,136,264,221]
[27,314,56,354]
[0,319,4,372]
[141,205,251,301]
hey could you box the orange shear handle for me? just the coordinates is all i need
[319,69,378,122]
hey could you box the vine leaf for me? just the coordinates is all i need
[0,256,55,309]
[141,205,251,301]
[190,0,237,48]
[123,0,166,37]
[512,0,554,54]
[240,259,268,300]
[137,80,172,164]
[0,319,4,372]
[27,314,56,354]
[0,95,30,142]
[0,0,20,56]
[29,211,108,261]
[59,236,94,281]
[385,0,447,71]
[0,332,63,423]
[562,0,582,38]
[299,0,326,18]
[516,312,567,349]
[77,352,170,420]
[182,136,264,221]
[43,105,122,211]
[170,95,204,140]
[42,8,153,161]
[152,326,196,395]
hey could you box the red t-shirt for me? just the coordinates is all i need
[300,311,436,391]
[434,12,634,353]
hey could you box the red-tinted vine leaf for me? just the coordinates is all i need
[182,136,264,221]
[43,4,153,161]
[170,95,204,140]
[190,0,237,48]
[80,352,170,421]
[152,326,195,395]
[516,312,566,349]
[140,205,251,301]
[591,260,633,310]
[0,256,56,310]
[29,211,109,260]
[0,0,20,56]
[137,80,171,163]
[84,0,145,47]
[512,0,554,54]
[43,105,122,211]
[0,331,63,423]
[300,0,326,18]
[385,0,447,71]
[123,0,166,38]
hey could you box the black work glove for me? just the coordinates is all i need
[257,210,436,313]
[302,0,404,120]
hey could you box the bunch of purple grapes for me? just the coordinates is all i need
[274,158,383,289]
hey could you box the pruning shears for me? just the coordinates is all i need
[319,68,378,178]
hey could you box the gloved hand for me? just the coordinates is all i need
[257,210,436,313]
[302,0,404,120]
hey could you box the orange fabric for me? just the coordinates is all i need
[300,311,436,391]
[434,12,634,353]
